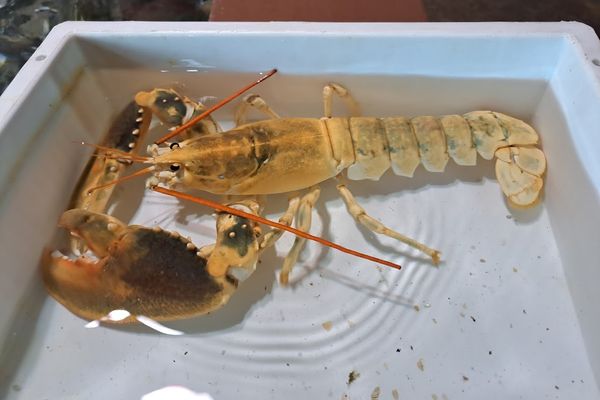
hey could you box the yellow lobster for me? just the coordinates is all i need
[43,72,547,323]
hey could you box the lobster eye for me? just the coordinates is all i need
[170,164,180,172]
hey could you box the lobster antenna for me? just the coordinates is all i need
[86,166,155,194]
[152,186,402,271]
[154,68,278,145]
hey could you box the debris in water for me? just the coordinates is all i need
[417,358,425,371]
[371,386,381,400]
[347,370,360,385]
[392,389,399,400]
[414,304,421,312]
[322,321,333,331]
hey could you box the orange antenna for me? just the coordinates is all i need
[153,186,402,271]
[87,166,155,194]
[154,68,278,145]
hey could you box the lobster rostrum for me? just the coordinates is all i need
[43,72,547,323]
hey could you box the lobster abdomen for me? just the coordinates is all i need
[325,112,546,206]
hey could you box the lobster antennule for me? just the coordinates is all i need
[78,141,151,163]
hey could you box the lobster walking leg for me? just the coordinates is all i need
[259,194,301,251]
[280,186,321,285]
[323,83,361,117]
[234,94,281,126]
[335,181,441,265]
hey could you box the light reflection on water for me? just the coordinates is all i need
[142,386,213,400]
[84,309,184,336]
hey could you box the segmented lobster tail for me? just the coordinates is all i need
[338,111,546,207]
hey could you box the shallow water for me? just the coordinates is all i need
[2,69,598,400]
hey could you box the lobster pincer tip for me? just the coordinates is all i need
[58,209,127,258]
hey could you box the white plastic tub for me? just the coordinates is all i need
[0,22,599,399]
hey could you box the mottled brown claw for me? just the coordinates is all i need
[43,209,262,323]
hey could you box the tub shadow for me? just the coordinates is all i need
[0,275,49,399]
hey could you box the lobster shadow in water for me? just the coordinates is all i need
[106,155,543,334]
[329,159,543,223]
[269,158,543,293]
[97,247,281,335]
[167,248,281,334]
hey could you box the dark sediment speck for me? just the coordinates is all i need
[347,370,360,385]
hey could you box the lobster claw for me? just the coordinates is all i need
[68,101,152,255]
[43,209,260,323]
